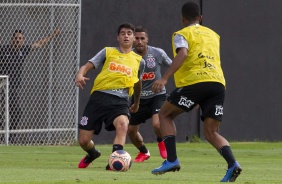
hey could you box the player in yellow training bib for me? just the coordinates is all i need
[151,2,242,182]
[75,23,145,170]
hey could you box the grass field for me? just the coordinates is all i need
[0,142,282,184]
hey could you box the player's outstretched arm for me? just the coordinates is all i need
[152,47,187,93]
[31,28,60,49]
[130,80,142,113]
[75,62,94,89]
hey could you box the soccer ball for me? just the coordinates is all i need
[108,150,132,171]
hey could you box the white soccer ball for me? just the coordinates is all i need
[108,150,132,171]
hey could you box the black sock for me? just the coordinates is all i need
[86,147,97,158]
[138,145,148,153]
[157,137,163,143]
[112,144,123,152]
[219,146,236,168]
[163,135,177,162]
[85,147,100,162]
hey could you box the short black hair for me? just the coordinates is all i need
[12,29,24,37]
[182,2,200,21]
[117,22,135,35]
[135,26,147,33]
[135,26,148,36]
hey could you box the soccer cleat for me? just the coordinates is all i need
[151,159,180,175]
[134,151,150,162]
[158,141,167,159]
[220,161,242,182]
[78,150,101,168]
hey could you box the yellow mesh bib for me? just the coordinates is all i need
[172,25,225,87]
[91,47,142,96]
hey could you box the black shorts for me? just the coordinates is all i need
[129,94,166,125]
[168,82,225,122]
[78,91,130,135]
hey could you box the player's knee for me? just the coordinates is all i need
[127,127,134,136]
[78,138,89,147]
[127,129,132,136]
[78,134,92,147]
[204,129,217,142]
[204,131,211,142]
[116,121,128,133]
[152,121,160,130]
[159,111,175,122]
[158,111,166,120]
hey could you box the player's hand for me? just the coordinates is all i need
[152,78,167,93]
[130,103,139,113]
[75,74,89,89]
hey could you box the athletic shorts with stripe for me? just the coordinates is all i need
[78,91,130,135]
[129,94,166,125]
[168,82,225,122]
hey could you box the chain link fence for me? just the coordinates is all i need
[0,0,80,145]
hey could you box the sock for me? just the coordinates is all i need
[157,137,163,143]
[86,147,97,158]
[138,145,148,153]
[85,147,99,162]
[163,135,177,162]
[112,144,123,152]
[219,146,236,168]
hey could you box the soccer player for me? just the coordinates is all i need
[127,26,172,162]
[0,29,60,142]
[76,23,145,170]
[151,2,242,182]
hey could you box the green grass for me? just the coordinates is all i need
[0,142,282,183]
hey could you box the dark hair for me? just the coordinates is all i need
[182,2,200,21]
[12,29,24,37]
[135,26,148,36]
[117,22,135,35]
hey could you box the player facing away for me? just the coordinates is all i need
[151,2,242,182]
[76,22,145,170]
[127,26,172,162]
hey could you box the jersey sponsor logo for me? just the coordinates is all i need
[146,57,156,68]
[111,89,124,93]
[197,71,208,75]
[196,72,223,80]
[215,105,223,116]
[108,62,132,76]
[198,52,214,60]
[142,72,155,80]
[141,90,155,97]
[203,60,216,69]
[178,96,194,108]
[80,116,88,126]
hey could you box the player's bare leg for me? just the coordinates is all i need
[113,115,129,146]
[78,129,94,150]
[105,115,130,170]
[203,118,228,149]
[78,129,101,168]
[152,114,167,158]
[204,117,242,182]
[128,124,143,148]
[128,124,150,162]
[152,102,183,174]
